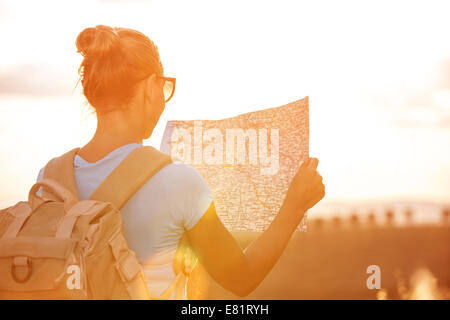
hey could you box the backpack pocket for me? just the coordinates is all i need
[85,230,149,300]
[0,237,76,294]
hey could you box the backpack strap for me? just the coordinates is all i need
[42,147,81,202]
[88,146,173,210]
[88,146,195,300]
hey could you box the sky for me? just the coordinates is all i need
[0,0,449,210]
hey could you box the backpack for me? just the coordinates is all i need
[0,146,207,299]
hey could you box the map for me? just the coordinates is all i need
[160,97,309,232]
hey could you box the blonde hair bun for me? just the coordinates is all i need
[76,25,120,59]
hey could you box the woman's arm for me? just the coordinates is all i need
[186,157,325,297]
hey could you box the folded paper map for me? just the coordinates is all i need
[160,96,309,232]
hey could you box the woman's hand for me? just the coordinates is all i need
[282,157,325,223]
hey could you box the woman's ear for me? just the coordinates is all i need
[143,73,157,103]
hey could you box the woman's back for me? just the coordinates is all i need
[36,143,213,299]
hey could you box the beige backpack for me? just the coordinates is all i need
[0,146,206,299]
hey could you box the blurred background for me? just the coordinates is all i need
[0,0,449,299]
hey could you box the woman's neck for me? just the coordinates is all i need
[77,111,145,163]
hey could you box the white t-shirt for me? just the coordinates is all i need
[36,143,213,299]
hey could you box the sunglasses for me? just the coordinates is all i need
[156,76,176,103]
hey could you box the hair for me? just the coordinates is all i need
[75,25,164,114]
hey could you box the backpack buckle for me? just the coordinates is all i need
[11,256,32,283]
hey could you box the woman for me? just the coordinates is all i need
[37,25,325,299]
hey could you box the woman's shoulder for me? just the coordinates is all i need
[148,160,212,205]
[155,160,208,189]
[154,160,212,229]
[160,160,199,174]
